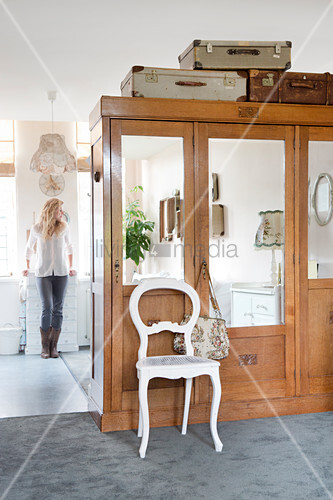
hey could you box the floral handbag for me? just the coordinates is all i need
[173,262,229,360]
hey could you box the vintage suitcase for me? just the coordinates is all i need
[178,40,292,71]
[121,66,247,101]
[248,70,333,105]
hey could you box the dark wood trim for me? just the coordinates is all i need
[89,96,333,128]
[295,126,310,396]
[102,117,112,412]
[284,125,296,398]
[110,119,123,411]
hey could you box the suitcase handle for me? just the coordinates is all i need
[227,48,260,56]
[175,81,207,87]
[289,81,317,89]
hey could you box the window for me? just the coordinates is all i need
[76,121,90,173]
[78,172,91,276]
[0,120,16,276]
[76,122,91,275]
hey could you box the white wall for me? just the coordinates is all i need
[141,141,184,278]
[209,139,284,285]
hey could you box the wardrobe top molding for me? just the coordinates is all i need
[89,96,333,131]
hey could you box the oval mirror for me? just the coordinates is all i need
[312,173,333,226]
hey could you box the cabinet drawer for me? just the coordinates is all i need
[251,313,276,325]
[59,333,77,345]
[26,296,76,311]
[26,311,41,322]
[26,322,40,335]
[63,309,77,321]
[26,321,77,334]
[232,292,252,325]
[26,334,41,346]
[66,286,76,297]
[252,294,276,315]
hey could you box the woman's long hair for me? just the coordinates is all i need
[38,198,65,240]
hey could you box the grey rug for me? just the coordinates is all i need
[0,411,332,500]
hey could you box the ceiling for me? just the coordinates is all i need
[1,0,333,122]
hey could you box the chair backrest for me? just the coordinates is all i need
[129,278,200,360]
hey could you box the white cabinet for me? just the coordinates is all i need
[231,283,282,327]
[25,274,78,355]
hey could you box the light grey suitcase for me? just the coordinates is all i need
[121,66,247,101]
[178,40,292,71]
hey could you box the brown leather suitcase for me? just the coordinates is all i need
[248,70,333,105]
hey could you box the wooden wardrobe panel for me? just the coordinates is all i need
[308,289,333,378]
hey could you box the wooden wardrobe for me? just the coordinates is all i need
[88,97,333,432]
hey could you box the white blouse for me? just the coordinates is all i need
[25,223,73,277]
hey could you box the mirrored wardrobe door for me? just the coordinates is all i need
[109,119,195,413]
[197,123,295,403]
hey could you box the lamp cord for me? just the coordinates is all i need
[51,99,54,134]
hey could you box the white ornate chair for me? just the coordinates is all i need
[129,278,223,458]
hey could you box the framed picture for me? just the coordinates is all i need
[159,195,183,242]
[212,173,219,202]
[212,204,224,237]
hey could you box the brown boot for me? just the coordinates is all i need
[50,327,61,358]
[40,327,51,359]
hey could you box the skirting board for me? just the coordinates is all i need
[89,393,333,432]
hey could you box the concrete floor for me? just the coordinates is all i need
[0,352,88,418]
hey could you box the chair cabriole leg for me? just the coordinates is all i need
[209,371,223,452]
[138,407,143,437]
[181,377,192,435]
[138,375,150,458]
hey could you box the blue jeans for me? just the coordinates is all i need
[36,275,68,331]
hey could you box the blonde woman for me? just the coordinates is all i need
[23,198,76,359]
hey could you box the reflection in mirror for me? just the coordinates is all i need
[308,142,333,278]
[209,139,285,328]
[311,173,333,226]
[121,136,184,284]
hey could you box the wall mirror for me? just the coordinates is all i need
[312,173,333,226]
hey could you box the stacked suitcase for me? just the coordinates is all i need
[121,40,333,106]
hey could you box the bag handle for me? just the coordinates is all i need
[195,259,222,319]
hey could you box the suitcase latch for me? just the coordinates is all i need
[223,76,236,87]
[145,70,158,83]
[207,42,213,53]
[262,73,274,87]
[273,43,281,58]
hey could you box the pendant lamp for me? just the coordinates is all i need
[30,91,76,174]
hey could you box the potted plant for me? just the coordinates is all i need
[123,186,155,266]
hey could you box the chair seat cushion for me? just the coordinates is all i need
[137,355,219,369]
